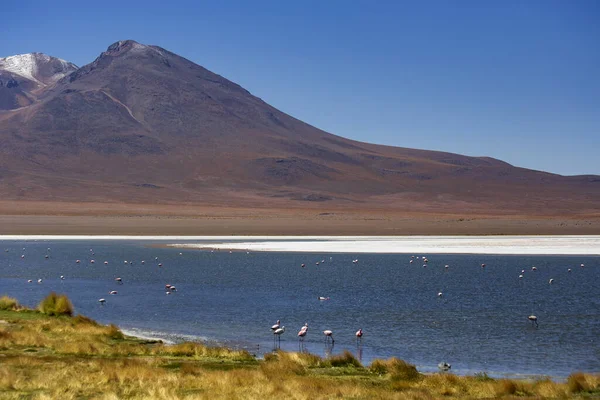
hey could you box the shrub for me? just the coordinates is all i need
[0,296,19,311]
[38,292,74,316]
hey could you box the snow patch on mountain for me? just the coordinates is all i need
[0,53,77,86]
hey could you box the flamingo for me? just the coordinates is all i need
[90,260,95,264]
[481,263,486,268]
[104,261,109,265]
[581,263,585,268]
[37,279,42,283]
[318,297,330,301]
[109,291,118,295]
[409,260,413,264]
[532,267,537,271]
[549,279,554,284]
[528,315,539,327]
[44,255,49,259]
[273,326,285,344]
[437,292,443,297]
[76,260,81,264]
[115,278,123,284]
[98,298,106,304]
[568,268,572,273]
[301,264,305,268]
[438,362,451,371]
[141,260,145,264]
[169,286,177,292]
[355,328,363,343]
[323,330,334,343]
[158,263,163,267]
[298,323,308,341]
[445,265,449,270]
[60,275,65,280]
[519,274,524,279]
[271,320,281,331]
[27,279,32,283]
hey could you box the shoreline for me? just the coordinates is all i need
[2,234,600,255]
[115,322,577,381]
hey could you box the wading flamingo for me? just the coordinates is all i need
[271,320,281,331]
[298,323,308,342]
[528,315,539,327]
[355,328,363,343]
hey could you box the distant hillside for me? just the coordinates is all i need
[0,40,598,215]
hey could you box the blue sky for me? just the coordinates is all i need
[2,0,598,175]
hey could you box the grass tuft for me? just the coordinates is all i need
[370,357,421,381]
[107,324,125,340]
[0,295,19,311]
[496,379,517,395]
[72,314,100,326]
[474,371,494,381]
[328,350,362,368]
[567,372,589,393]
[37,292,74,316]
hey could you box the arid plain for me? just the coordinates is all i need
[1,201,598,236]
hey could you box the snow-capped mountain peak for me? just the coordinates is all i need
[0,53,77,86]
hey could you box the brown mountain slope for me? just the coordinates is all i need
[0,40,598,215]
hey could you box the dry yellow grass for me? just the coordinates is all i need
[0,296,19,311]
[0,299,598,399]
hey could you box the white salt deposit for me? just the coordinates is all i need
[170,236,600,255]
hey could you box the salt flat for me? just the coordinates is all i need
[171,235,600,255]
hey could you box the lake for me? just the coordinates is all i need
[0,238,598,379]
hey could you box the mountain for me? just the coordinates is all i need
[0,40,598,215]
[0,53,77,110]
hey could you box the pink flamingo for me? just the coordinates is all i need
[273,326,285,344]
[355,328,363,343]
[271,320,281,331]
[298,323,308,342]
[323,330,334,343]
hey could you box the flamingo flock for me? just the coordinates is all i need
[6,244,592,367]
[270,319,363,348]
